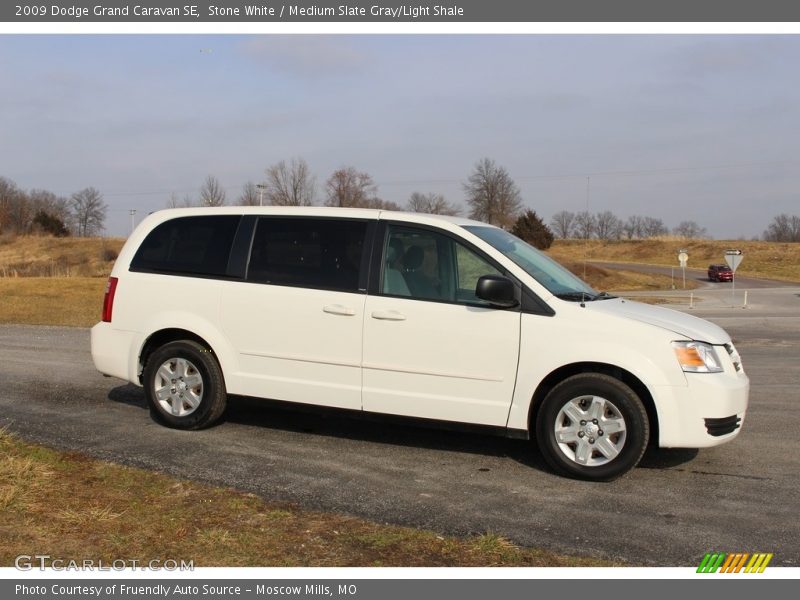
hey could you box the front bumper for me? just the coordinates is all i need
[654,370,749,448]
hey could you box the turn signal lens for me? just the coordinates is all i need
[672,341,723,373]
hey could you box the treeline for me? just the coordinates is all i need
[176,158,551,248]
[549,210,709,240]
[763,214,800,242]
[550,210,800,242]
[173,160,462,217]
[0,177,107,237]
[4,157,798,243]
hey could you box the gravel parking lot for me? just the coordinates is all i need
[1,282,797,566]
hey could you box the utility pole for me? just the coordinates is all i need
[129,209,137,235]
[256,183,267,207]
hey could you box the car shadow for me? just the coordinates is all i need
[108,385,697,476]
[107,384,551,474]
[638,446,699,469]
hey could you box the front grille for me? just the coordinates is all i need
[705,415,741,437]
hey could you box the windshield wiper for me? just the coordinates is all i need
[554,291,597,302]
[595,291,617,300]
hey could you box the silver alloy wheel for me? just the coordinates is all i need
[553,395,627,467]
[153,357,204,417]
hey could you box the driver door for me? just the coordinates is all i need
[361,224,521,426]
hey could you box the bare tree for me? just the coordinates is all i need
[2,178,72,235]
[642,216,668,238]
[0,177,15,233]
[370,198,403,210]
[623,215,644,239]
[28,189,71,234]
[550,210,575,239]
[0,177,32,234]
[325,167,379,208]
[673,220,709,239]
[264,158,316,206]
[594,210,623,240]
[462,158,522,229]
[238,182,261,206]
[573,210,596,239]
[407,192,460,216]
[763,213,800,242]
[70,187,107,237]
[167,192,196,208]
[199,175,226,207]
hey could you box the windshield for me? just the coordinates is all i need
[464,225,598,299]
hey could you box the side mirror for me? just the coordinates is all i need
[475,275,518,308]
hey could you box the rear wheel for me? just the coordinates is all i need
[143,340,227,430]
[535,373,649,481]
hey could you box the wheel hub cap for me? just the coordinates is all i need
[153,357,204,417]
[554,395,627,467]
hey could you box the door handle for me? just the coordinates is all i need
[371,310,406,321]
[323,304,356,316]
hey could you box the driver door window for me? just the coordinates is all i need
[381,226,501,305]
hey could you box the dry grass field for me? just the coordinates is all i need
[557,259,698,292]
[0,277,106,327]
[0,430,614,567]
[549,238,800,282]
[0,234,124,277]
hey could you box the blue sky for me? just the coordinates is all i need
[1,34,798,237]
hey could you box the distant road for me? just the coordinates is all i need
[590,261,797,289]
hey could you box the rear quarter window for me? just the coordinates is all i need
[130,215,241,277]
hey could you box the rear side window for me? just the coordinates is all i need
[248,218,367,292]
[130,215,241,277]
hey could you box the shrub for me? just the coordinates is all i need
[511,210,554,250]
[32,211,69,237]
[100,247,118,262]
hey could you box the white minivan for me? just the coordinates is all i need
[91,207,749,480]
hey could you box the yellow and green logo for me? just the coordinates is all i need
[697,552,773,573]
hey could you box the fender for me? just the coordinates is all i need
[507,309,685,431]
[132,310,240,388]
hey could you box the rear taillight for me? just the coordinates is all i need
[102,277,118,323]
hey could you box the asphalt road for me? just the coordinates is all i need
[1,286,799,566]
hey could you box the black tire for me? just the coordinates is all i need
[143,340,227,430]
[535,373,649,481]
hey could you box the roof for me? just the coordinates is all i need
[145,205,492,229]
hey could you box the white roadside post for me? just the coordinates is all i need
[678,249,688,289]
[724,249,744,304]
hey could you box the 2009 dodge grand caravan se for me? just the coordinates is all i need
[91,207,749,480]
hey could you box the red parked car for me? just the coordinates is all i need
[708,264,733,282]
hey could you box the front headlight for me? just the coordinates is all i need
[672,341,724,373]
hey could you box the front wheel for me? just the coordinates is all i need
[535,373,649,481]
[143,340,227,430]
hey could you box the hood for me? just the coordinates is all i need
[585,298,731,344]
